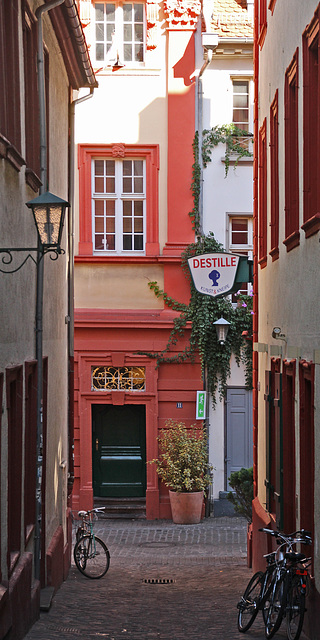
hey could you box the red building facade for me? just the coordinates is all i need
[72,0,203,519]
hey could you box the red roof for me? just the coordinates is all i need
[211,0,254,38]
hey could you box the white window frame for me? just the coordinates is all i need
[91,157,146,255]
[227,213,253,299]
[230,76,254,154]
[93,1,146,66]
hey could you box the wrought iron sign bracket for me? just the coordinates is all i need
[0,247,65,274]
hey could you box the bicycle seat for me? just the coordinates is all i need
[78,510,87,517]
[285,552,306,562]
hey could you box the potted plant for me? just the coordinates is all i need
[149,419,213,524]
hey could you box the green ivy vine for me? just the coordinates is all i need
[190,124,253,233]
[138,127,253,407]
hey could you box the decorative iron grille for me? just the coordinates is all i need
[91,366,146,391]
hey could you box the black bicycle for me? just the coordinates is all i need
[237,528,312,640]
[73,507,110,579]
[237,542,278,632]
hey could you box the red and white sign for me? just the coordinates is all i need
[187,253,239,298]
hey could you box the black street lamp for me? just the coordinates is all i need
[26,191,69,251]
[0,192,69,273]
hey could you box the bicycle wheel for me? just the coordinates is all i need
[74,535,110,579]
[237,571,264,632]
[261,570,276,625]
[265,573,287,639]
[286,577,305,640]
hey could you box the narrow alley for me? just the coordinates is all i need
[24,517,292,640]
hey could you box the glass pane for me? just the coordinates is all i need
[134,200,143,215]
[95,4,104,21]
[106,177,115,193]
[233,81,248,93]
[95,217,104,232]
[105,200,115,214]
[106,218,115,232]
[96,24,104,41]
[123,160,132,176]
[107,24,115,41]
[135,43,143,62]
[134,235,143,250]
[95,177,104,192]
[134,218,143,232]
[95,160,104,175]
[124,44,132,62]
[233,94,248,108]
[106,4,116,20]
[123,201,132,215]
[95,200,104,215]
[95,234,104,250]
[134,177,143,193]
[124,24,132,42]
[232,219,248,231]
[134,160,143,176]
[123,218,132,232]
[233,109,248,123]
[106,234,115,250]
[123,3,132,20]
[106,160,115,175]
[135,24,143,42]
[134,4,143,21]
[96,44,104,61]
[123,236,132,250]
[123,177,132,193]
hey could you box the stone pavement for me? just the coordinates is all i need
[24,517,290,640]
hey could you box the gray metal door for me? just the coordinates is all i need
[226,388,253,489]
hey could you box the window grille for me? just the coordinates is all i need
[91,366,146,391]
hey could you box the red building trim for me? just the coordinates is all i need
[299,360,315,564]
[302,8,320,237]
[269,90,279,261]
[258,118,267,267]
[284,49,300,251]
[73,317,201,519]
[6,365,23,575]
[78,143,160,257]
[282,359,296,533]
[258,0,267,48]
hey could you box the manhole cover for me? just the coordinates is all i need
[143,578,176,584]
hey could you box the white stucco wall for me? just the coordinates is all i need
[197,46,254,499]
[257,0,320,592]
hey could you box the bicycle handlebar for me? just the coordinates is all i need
[78,507,106,517]
[259,527,312,545]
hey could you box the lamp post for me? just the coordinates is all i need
[213,317,231,345]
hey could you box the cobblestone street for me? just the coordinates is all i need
[24,517,293,640]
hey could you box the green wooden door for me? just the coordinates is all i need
[92,404,146,497]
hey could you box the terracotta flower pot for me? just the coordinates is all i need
[169,490,204,524]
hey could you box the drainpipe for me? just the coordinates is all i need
[197,48,213,238]
[195,36,217,516]
[34,0,66,586]
[67,87,95,499]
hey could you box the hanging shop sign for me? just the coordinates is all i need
[187,252,252,299]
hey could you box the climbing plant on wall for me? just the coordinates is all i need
[139,128,253,407]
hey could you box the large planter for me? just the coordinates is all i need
[169,490,204,524]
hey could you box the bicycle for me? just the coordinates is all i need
[73,507,110,579]
[237,528,312,640]
[237,534,279,633]
[264,530,311,640]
